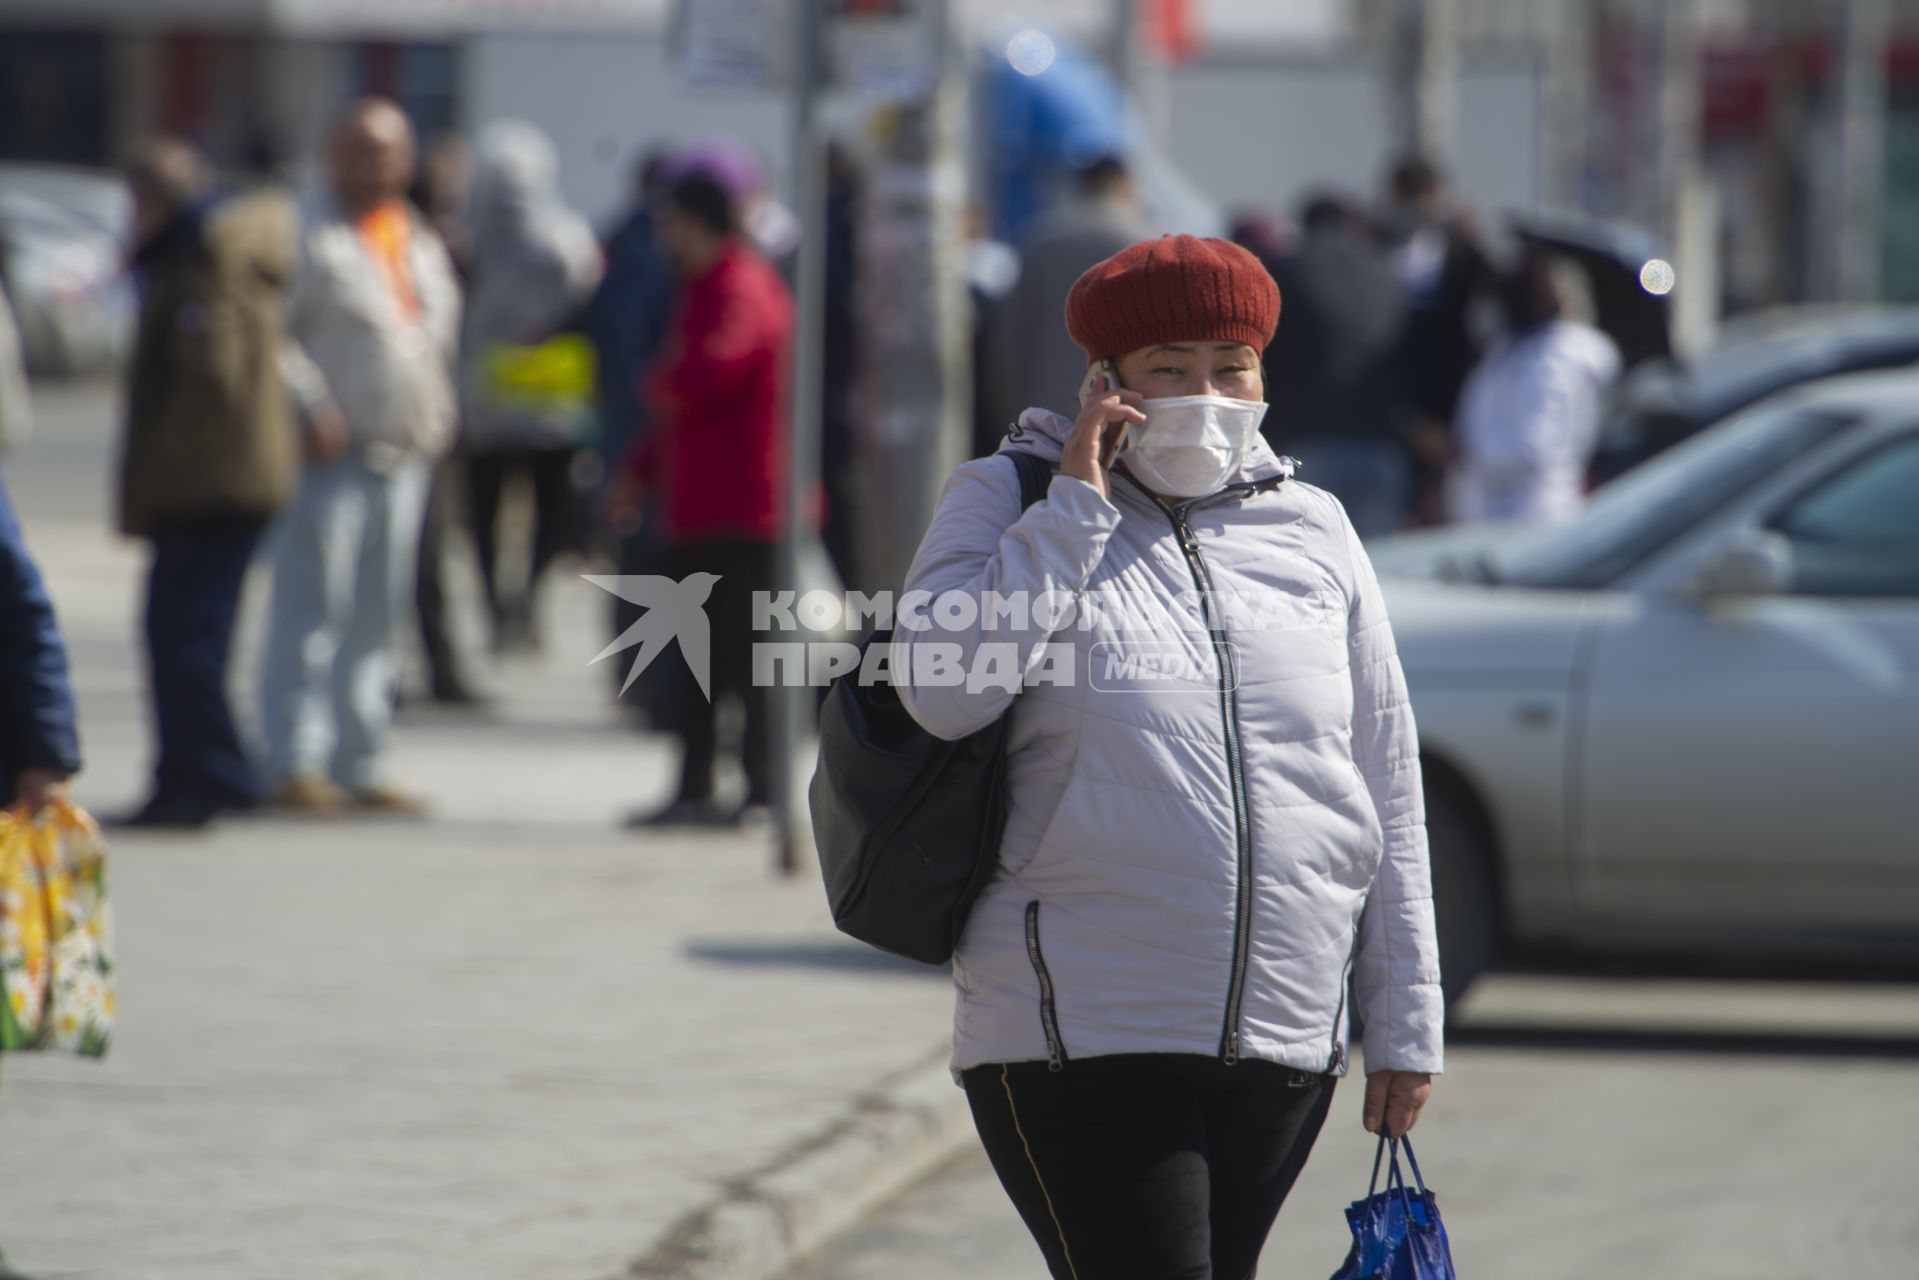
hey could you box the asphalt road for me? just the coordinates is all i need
[789,973,1919,1279]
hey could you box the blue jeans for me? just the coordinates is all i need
[258,454,429,790]
[1295,438,1414,541]
[144,518,264,807]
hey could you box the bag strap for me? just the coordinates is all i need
[1005,450,1054,513]
[1397,1134,1431,1198]
[1368,1132,1432,1201]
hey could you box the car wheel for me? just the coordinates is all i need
[1426,778,1499,1007]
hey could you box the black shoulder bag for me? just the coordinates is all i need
[809,451,1055,964]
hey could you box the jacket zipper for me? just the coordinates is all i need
[1327,923,1360,1074]
[1114,467,1293,1068]
[1167,502,1255,1065]
[1024,901,1066,1072]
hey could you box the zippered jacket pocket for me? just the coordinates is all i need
[1024,900,1066,1072]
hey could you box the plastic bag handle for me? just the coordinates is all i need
[1383,1139,1420,1223]
[1368,1132,1432,1218]
[1397,1134,1432,1198]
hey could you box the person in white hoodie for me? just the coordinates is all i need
[1449,249,1621,526]
[892,235,1443,1280]
[260,98,461,815]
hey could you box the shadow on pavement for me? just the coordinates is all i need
[685,937,949,978]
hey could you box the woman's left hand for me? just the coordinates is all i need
[1362,1070,1432,1138]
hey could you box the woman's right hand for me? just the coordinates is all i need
[1060,373,1144,503]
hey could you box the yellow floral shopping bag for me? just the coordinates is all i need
[0,802,114,1057]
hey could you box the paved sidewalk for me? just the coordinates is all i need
[0,383,956,1280]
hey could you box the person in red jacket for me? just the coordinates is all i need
[620,172,794,826]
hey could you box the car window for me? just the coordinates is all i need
[1495,403,1851,590]
[1768,434,1919,597]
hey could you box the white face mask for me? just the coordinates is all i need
[1118,395,1270,498]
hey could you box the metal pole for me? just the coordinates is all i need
[1836,0,1888,302]
[1545,0,1593,210]
[850,0,966,598]
[1647,0,1701,252]
[1387,0,1459,160]
[774,0,828,876]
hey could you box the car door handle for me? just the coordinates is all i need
[1513,701,1556,730]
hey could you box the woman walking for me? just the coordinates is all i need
[893,235,1443,1279]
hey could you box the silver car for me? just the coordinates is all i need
[0,164,134,376]
[1370,370,1919,1003]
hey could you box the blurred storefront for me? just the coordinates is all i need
[0,0,662,178]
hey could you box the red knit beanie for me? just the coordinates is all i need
[1065,234,1281,365]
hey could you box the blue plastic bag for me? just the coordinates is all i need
[1329,1133,1457,1280]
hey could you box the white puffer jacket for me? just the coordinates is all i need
[894,408,1444,1080]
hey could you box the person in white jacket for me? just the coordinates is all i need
[259,98,461,815]
[1449,249,1621,526]
[893,235,1443,1279]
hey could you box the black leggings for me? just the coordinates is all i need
[961,1054,1336,1280]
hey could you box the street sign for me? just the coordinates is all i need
[673,0,790,89]
[827,0,940,98]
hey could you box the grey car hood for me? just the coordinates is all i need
[1365,523,1530,583]
[1379,577,1590,677]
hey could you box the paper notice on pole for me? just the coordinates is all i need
[828,0,938,99]
[673,0,788,89]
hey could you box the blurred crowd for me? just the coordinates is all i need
[970,151,1623,540]
[1232,156,1620,535]
[0,96,1629,838]
[0,97,831,833]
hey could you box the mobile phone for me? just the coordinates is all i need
[1077,357,1120,408]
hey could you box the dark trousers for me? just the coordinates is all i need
[466,446,582,636]
[962,1054,1336,1280]
[144,519,265,807]
[415,455,469,695]
[662,538,774,806]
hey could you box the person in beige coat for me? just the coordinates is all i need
[116,139,297,828]
[259,98,460,815]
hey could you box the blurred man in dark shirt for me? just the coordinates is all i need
[1263,193,1410,538]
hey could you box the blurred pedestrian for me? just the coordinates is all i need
[1450,249,1621,526]
[617,174,793,827]
[820,141,862,589]
[0,279,30,454]
[980,155,1148,436]
[894,235,1441,1278]
[1227,209,1290,265]
[1264,193,1410,538]
[1379,155,1497,525]
[460,120,602,655]
[0,473,79,815]
[409,131,488,706]
[115,139,296,828]
[262,98,460,815]
[587,149,676,521]
[587,150,679,715]
[0,467,79,1280]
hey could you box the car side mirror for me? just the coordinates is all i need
[1690,530,1792,599]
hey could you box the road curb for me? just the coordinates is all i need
[623,1044,975,1280]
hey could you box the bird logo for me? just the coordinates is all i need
[582,573,722,700]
